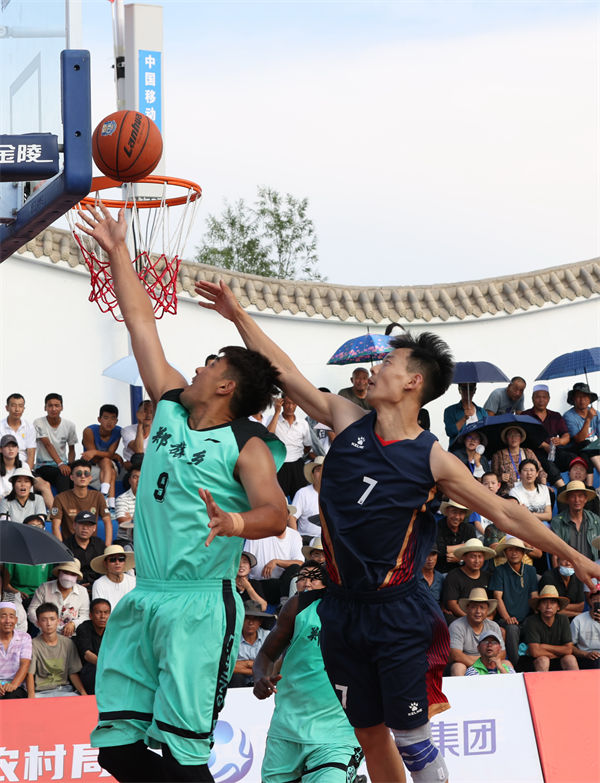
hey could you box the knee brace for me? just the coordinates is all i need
[391,723,448,783]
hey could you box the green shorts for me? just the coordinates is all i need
[261,735,363,783]
[91,578,242,765]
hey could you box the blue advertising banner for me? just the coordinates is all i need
[138,50,162,131]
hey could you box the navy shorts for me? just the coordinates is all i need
[317,578,450,730]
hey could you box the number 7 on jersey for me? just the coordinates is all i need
[357,476,378,505]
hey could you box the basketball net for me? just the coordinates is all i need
[68,175,201,321]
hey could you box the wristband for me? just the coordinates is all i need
[57,462,65,467]
[228,512,245,537]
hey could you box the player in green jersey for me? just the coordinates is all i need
[77,206,288,782]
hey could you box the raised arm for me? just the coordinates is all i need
[431,442,600,588]
[195,280,364,433]
[76,204,186,403]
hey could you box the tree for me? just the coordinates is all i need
[196,186,324,280]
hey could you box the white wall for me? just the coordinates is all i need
[2,252,598,449]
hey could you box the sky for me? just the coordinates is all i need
[79,1,600,286]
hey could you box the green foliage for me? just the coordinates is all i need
[196,186,324,281]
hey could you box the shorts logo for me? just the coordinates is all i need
[101,120,118,136]
[351,436,366,449]
[408,702,423,716]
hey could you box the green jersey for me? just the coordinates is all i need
[269,592,356,745]
[134,390,285,582]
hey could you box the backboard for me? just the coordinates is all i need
[0,0,91,262]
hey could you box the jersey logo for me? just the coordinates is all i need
[307,625,320,642]
[351,436,366,449]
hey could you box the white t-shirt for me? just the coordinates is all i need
[509,482,551,514]
[291,484,321,538]
[273,416,312,462]
[92,573,136,610]
[0,418,36,463]
[120,424,150,462]
[571,611,600,653]
[244,528,304,580]
[34,416,78,466]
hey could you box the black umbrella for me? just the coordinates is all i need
[0,521,73,565]
[458,413,548,455]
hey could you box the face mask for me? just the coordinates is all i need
[58,573,77,588]
[558,566,575,577]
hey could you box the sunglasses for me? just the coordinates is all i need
[74,470,92,477]
[106,555,126,563]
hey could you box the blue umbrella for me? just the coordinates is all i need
[327,334,393,365]
[452,361,509,384]
[536,347,600,385]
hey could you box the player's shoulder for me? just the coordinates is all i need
[297,587,325,614]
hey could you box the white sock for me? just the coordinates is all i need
[100,482,110,495]
[107,497,116,510]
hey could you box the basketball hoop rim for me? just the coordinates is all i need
[77,175,202,210]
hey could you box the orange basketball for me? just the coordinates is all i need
[92,110,163,182]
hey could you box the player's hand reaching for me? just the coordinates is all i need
[195,280,241,322]
[253,674,282,700]
[199,488,244,546]
[75,202,127,253]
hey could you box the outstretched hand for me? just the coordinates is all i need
[199,488,241,546]
[75,202,127,253]
[194,280,241,322]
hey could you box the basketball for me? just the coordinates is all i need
[92,110,163,182]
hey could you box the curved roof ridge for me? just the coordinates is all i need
[18,227,600,323]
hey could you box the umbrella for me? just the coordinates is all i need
[452,361,509,384]
[457,413,548,454]
[327,334,392,365]
[0,521,73,565]
[103,354,190,387]
[536,347,600,384]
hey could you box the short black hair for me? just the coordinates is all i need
[36,602,59,618]
[90,598,111,612]
[70,458,92,472]
[217,345,280,418]
[298,560,327,582]
[6,393,24,404]
[45,393,63,404]
[99,404,119,417]
[390,331,454,405]
[137,399,152,410]
[509,376,526,385]
[205,353,218,366]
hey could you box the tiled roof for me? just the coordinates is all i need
[19,227,600,323]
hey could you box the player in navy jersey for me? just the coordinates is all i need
[197,281,600,783]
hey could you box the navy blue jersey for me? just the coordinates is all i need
[319,411,438,592]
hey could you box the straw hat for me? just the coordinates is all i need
[494,536,533,555]
[303,456,325,484]
[458,587,497,614]
[302,536,324,561]
[91,545,135,575]
[529,584,569,612]
[557,480,596,505]
[500,425,526,444]
[439,499,470,517]
[52,559,83,579]
[453,538,496,561]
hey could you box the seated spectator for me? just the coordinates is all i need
[301,537,326,565]
[0,465,47,523]
[27,602,86,697]
[63,511,106,592]
[235,552,267,611]
[449,588,505,676]
[33,393,78,495]
[91,545,136,610]
[290,457,323,540]
[451,429,490,479]
[522,585,578,672]
[50,459,112,545]
[268,397,314,498]
[436,499,477,574]
[74,598,111,694]
[570,585,600,669]
[444,383,486,445]
[81,404,122,513]
[229,600,275,688]
[0,569,27,633]
[522,385,572,488]
[3,515,54,607]
[477,471,506,542]
[114,466,141,546]
[539,558,584,619]
[120,399,153,471]
[563,382,600,483]
[551,481,600,565]
[491,425,539,492]
[441,539,495,620]
[483,377,526,416]
[490,537,539,665]
[421,546,444,604]
[244,506,304,606]
[28,560,89,637]
[0,602,31,699]
[337,367,371,410]
[0,434,22,498]
[557,458,600,515]
[509,459,552,523]
[464,632,516,676]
